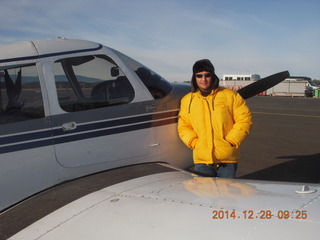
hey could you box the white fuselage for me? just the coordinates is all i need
[0,39,192,211]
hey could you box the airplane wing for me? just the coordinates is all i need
[4,163,320,240]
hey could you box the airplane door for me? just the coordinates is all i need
[0,65,59,210]
[51,55,157,168]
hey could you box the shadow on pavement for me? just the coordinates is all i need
[239,153,320,183]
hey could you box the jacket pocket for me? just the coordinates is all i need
[214,139,239,161]
[193,142,212,163]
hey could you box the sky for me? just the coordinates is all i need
[0,0,319,82]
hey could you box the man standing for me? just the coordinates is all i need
[178,59,252,178]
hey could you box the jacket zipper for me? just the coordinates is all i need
[203,97,215,164]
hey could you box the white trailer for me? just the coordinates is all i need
[266,78,309,97]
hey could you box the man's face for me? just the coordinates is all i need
[195,71,213,92]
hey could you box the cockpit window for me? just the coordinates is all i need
[53,55,134,112]
[115,51,173,99]
[0,65,44,125]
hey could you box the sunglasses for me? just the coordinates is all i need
[195,73,212,78]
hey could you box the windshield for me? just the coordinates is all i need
[115,50,173,99]
[308,80,319,87]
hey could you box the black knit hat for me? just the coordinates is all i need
[193,59,215,74]
[191,59,220,92]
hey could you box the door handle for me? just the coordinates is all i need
[149,143,160,147]
[146,105,156,112]
[62,122,77,131]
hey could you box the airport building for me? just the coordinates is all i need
[221,74,319,97]
[221,74,262,94]
[222,74,261,81]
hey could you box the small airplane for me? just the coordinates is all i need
[0,38,194,212]
[1,38,318,239]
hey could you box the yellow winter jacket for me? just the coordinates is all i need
[178,87,252,164]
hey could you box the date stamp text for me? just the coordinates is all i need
[212,210,308,220]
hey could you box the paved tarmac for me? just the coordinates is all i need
[237,96,320,183]
[1,96,319,239]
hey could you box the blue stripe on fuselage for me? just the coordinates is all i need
[0,111,178,154]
